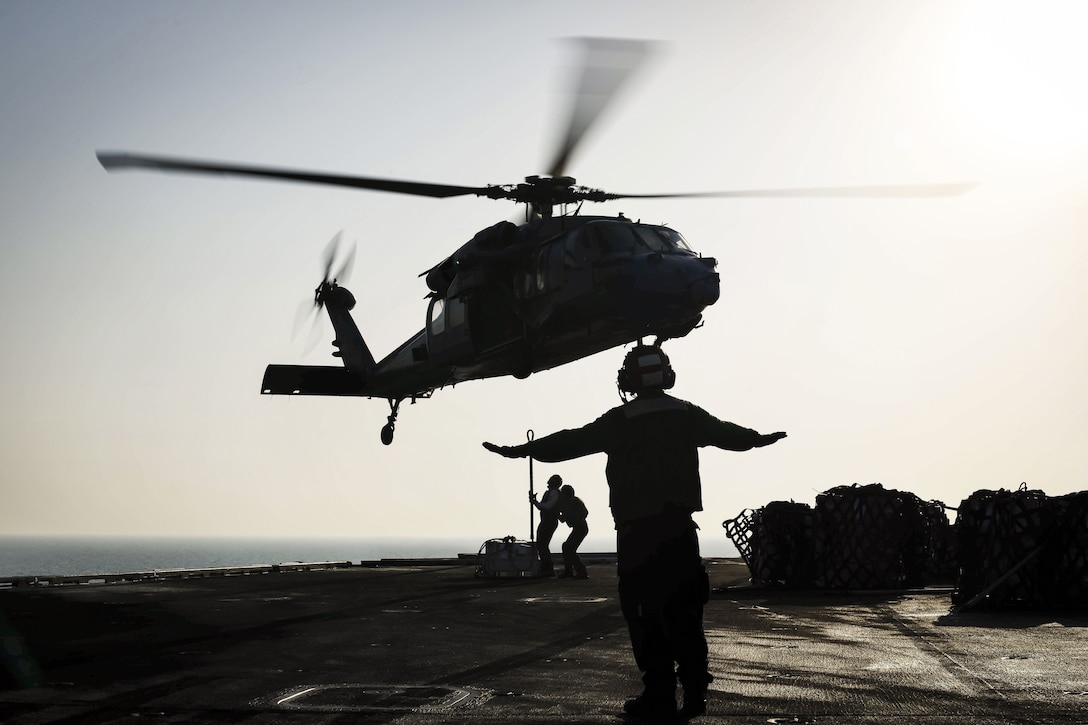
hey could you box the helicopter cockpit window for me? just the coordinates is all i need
[655,226,693,253]
[633,226,672,253]
[634,225,695,254]
[593,223,643,257]
[592,223,693,257]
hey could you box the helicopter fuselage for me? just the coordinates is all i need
[260,213,719,411]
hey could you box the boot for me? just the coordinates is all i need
[679,688,707,718]
[623,678,677,724]
[623,691,678,723]
[679,670,711,718]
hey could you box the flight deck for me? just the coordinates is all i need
[2,556,1085,723]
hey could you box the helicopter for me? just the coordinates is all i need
[96,39,973,445]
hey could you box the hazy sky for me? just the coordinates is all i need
[3,0,1087,546]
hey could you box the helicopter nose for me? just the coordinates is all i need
[609,254,721,329]
[689,258,719,307]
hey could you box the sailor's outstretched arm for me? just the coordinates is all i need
[483,441,527,458]
[483,417,610,462]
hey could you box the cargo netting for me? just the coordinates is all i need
[725,481,1086,610]
[953,485,1088,610]
[724,483,954,590]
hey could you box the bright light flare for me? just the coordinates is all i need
[948,0,1088,153]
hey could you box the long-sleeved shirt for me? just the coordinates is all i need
[514,393,766,526]
[536,488,561,520]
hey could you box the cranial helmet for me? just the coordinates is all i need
[617,345,676,394]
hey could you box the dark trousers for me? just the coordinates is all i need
[617,513,711,698]
[561,521,588,576]
[536,517,559,572]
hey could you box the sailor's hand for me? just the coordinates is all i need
[755,431,787,447]
[483,442,525,458]
[529,492,538,502]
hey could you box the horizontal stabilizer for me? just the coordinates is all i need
[261,365,368,396]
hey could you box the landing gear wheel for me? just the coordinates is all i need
[380,398,403,445]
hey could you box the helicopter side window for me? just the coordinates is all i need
[535,248,548,293]
[523,241,569,297]
[563,230,588,269]
[448,296,465,328]
[429,297,445,335]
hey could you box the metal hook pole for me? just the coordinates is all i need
[527,429,535,542]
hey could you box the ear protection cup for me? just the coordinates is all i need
[617,345,675,393]
[662,366,676,389]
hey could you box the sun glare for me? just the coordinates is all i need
[949,0,1088,153]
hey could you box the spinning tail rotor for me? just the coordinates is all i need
[293,231,357,355]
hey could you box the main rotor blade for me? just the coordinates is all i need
[96,151,493,199]
[605,182,978,200]
[546,38,656,178]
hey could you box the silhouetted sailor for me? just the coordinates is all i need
[484,344,786,722]
[530,474,563,577]
[556,484,589,579]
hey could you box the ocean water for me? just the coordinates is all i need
[0,535,738,578]
[0,535,523,578]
